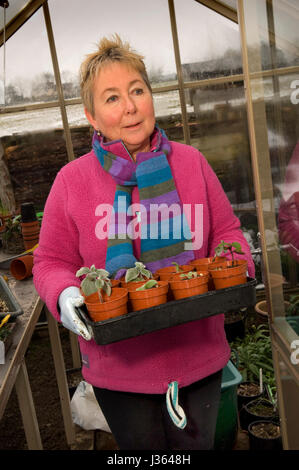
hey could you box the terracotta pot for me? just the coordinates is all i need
[10,254,34,280]
[209,259,248,290]
[126,280,168,311]
[120,274,159,289]
[169,271,209,300]
[154,265,194,282]
[84,287,128,322]
[254,300,290,325]
[21,221,40,250]
[190,257,227,290]
[190,256,227,271]
[110,279,120,288]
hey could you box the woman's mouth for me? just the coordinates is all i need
[124,122,141,129]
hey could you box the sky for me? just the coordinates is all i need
[0,0,241,93]
[1,0,299,97]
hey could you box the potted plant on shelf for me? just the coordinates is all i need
[76,265,128,322]
[190,255,227,271]
[241,397,279,432]
[120,261,157,289]
[1,215,24,254]
[248,420,282,450]
[168,270,209,300]
[209,241,248,290]
[0,202,12,233]
[254,299,290,325]
[126,279,168,312]
[237,381,265,412]
[224,308,247,343]
[155,261,194,282]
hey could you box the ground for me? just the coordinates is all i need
[0,322,249,451]
[0,323,118,451]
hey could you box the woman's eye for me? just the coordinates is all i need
[107,95,118,103]
[133,88,144,95]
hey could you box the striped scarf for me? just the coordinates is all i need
[93,126,194,278]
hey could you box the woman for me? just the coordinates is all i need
[278,140,299,264]
[33,35,254,450]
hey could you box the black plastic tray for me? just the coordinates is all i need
[76,278,257,345]
[0,275,24,319]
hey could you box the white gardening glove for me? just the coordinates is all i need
[58,286,92,341]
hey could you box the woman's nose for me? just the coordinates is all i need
[124,95,137,114]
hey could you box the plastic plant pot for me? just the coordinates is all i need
[20,202,40,250]
[84,287,128,322]
[120,274,159,289]
[154,265,194,282]
[237,381,264,412]
[190,256,227,271]
[239,398,278,431]
[209,259,248,290]
[127,280,168,312]
[248,420,282,450]
[168,271,209,300]
[10,254,34,280]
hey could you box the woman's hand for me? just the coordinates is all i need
[58,286,92,341]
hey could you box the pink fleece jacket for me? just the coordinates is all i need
[33,139,254,394]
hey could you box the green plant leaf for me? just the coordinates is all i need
[76,267,91,277]
[171,262,182,272]
[125,268,139,283]
[136,280,158,290]
[80,277,97,296]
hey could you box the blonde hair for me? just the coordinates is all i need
[80,34,152,116]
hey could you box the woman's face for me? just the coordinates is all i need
[85,62,155,158]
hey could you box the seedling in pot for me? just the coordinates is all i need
[136,280,158,291]
[76,264,112,303]
[179,271,206,280]
[125,262,153,283]
[214,241,244,267]
[172,262,183,273]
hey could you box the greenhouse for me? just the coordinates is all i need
[0,0,298,452]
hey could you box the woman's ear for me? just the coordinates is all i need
[84,107,97,130]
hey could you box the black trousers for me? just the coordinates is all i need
[92,369,223,450]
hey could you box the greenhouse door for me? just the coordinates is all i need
[237,0,299,449]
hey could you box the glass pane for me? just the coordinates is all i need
[0,8,58,106]
[176,0,243,82]
[48,0,177,96]
[0,0,30,25]
[241,0,299,366]
[276,352,299,449]
[186,82,261,280]
[220,0,237,10]
[0,10,68,214]
[271,0,299,68]
[1,122,68,211]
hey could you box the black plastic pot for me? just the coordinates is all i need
[225,318,245,342]
[20,202,37,222]
[237,381,264,412]
[239,398,278,431]
[248,420,282,450]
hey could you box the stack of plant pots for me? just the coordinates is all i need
[20,202,40,250]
